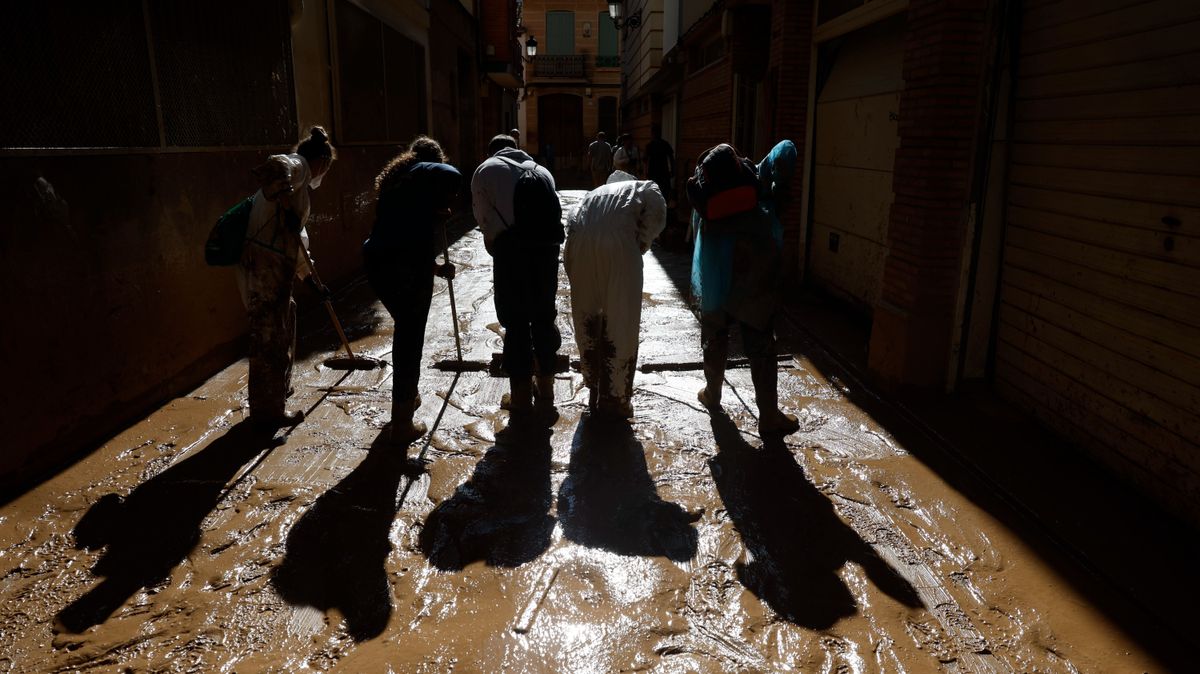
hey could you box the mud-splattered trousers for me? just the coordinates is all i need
[239,239,301,419]
[492,235,562,379]
[564,175,666,409]
[236,154,316,419]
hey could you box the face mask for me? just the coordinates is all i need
[309,171,323,190]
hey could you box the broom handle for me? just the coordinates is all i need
[297,238,356,360]
[442,226,463,364]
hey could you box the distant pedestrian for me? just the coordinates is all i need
[510,128,521,148]
[688,143,799,436]
[587,131,615,188]
[645,125,675,201]
[613,134,641,176]
[239,126,336,429]
[565,171,666,418]
[364,136,460,445]
[472,134,564,413]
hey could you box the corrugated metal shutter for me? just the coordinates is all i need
[995,0,1200,514]
[810,14,905,311]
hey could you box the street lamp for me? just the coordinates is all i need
[525,35,538,59]
[607,1,642,29]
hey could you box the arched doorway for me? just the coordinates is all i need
[537,93,583,172]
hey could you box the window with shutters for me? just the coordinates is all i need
[546,11,576,55]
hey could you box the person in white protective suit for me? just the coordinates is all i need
[564,170,667,418]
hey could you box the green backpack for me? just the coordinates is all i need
[205,196,254,266]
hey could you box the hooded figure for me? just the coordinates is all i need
[688,142,799,436]
[564,170,667,417]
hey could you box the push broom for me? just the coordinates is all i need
[297,240,382,371]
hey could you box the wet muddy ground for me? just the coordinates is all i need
[0,192,1180,672]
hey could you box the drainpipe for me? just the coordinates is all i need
[951,0,1022,390]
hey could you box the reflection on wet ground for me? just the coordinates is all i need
[0,206,1184,671]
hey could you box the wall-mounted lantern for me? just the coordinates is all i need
[525,35,538,59]
[608,1,642,29]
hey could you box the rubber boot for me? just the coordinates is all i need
[500,377,533,413]
[750,357,799,435]
[698,344,726,410]
[390,397,427,446]
[535,375,556,408]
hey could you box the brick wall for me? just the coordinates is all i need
[769,0,813,279]
[868,0,989,388]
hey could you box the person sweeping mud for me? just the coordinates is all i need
[688,143,799,436]
[565,171,666,418]
[364,136,460,445]
[238,126,335,429]
[471,134,563,413]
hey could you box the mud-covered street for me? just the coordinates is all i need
[0,192,1178,672]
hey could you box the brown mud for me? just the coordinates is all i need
[0,192,1176,672]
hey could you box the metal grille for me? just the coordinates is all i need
[336,0,387,142]
[337,0,427,143]
[0,2,158,149]
[150,0,297,147]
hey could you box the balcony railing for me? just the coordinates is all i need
[532,54,586,78]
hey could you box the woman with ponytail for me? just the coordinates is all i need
[239,126,336,429]
[364,136,461,446]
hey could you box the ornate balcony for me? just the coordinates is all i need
[531,54,586,79]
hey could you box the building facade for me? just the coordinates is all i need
[517,0,622,180]
[621,0,1200,525]
[0,0,522,492]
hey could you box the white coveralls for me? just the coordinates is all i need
[564,171,667,413]
[236,154,315,418]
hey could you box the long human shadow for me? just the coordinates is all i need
[272,433,417,642]
[557,416,699,561]
[58,421,278,633]
[419,421,555,570]
[707,413,920,629]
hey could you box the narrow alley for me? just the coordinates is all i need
[0,192,1185,671]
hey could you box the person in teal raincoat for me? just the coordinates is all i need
[689,141,800,436]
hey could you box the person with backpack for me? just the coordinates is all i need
[587,131,614,188]
[237,126,336,429]
[688,143,799,436]
[471,134,564,413]
[364,136,461,446]
[564,170,666,418]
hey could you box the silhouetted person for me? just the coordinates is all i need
[364,136,459,446]
[58,422,276,633]
[614,133,641,176]
[240,126,336,429]
[471,134,563,413]
[565,171,666,418]
[587,131,614,188]
[645,125,675,201]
